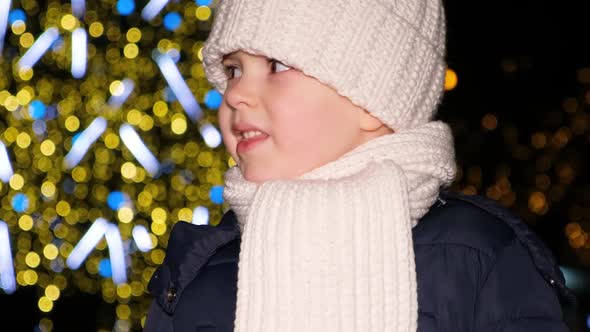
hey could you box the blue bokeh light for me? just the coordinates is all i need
[204,90,222,109]
[163,12,182,31]
[12,193,29,213]
[8,9,26,25]
[116,0,135,16]
[72,132,81,145]
[29,100,46,119]
[107,191,129,211]
[196,0,213,6]
[209,185,224,204]
[98,258,112,278]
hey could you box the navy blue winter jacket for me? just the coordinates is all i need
[144,191,576,331]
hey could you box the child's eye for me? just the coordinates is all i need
[222,59,291,80]
[223,65,242,80]
[270,59,291,73]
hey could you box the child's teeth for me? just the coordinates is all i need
[242,131,263,140]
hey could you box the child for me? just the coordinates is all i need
[144,0,576,331]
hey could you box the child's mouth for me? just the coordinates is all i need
[236,131,269,154]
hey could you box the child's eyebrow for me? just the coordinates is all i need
[222,53,239,62]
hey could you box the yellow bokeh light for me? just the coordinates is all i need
[11,21,26,35]
[151,222,166,236]
[24,269,38,285]
[16,132,32,148]
[130,281,144,297]
[109,80,125,96]
[18,66,34,81]
[123,43,139,59]
[157,39,171,53]
[26,252,41,268]
[126,28,142,43]
[40,140,56,156]
[56,201,71,216]
[19,32,34,48]
[126,109,142,125]
[16,89,33,105]
[18,215,34,231]
[43,244,59,260]
[444,68,458,91]
[65,115,80,132]
[38,296,53,312]
[151,207,167,223]
[195,6,212,21]
[116,284,132,299]
[139,115,154,131]
[228,156,237,167]
[60,14,78,31]
[10,173,25,190]
[171,116,187,135]
[178,208,193,222]
[41,181,57,197]
[150,249,165,265]
[153,101,168,117]
[104,133,120,149]
[121,162,137,179]
[118,207,134,223]
[89,22,104,37]
[116,304,132,319]
[72,166,87,182]
[138,191,153,207]
[45,285,61,301]
[0,90,11,104]
[4,95,19,111]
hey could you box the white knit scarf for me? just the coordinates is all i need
[223,121,457,332]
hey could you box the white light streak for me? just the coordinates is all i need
[153,52,203,122]
[192,206,209,225]
[119,124,160,176]
[71,28,87,78]
[0,220,16,294]
[17,27,60,70]
[132,225,153,252]
[105,224,127,284]
[141,0,170,21]
[0,0,11,54]
[200,123,222,148]
[107,78,135,109]
[0,141,14,183]
[64,117,107,169]
[71,0,86,19]
[66,218,108,269]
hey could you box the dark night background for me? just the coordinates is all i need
[1,0,590,331]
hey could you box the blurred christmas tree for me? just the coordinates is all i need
[0,0,229,330]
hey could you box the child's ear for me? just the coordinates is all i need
[359,109,388,132]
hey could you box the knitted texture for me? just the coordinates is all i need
[223,122,457,331]
[202,0,447,130]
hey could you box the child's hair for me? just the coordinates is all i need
[202,0,447,131]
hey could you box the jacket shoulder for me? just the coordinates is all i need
[414,190,575,307]
[413,192,515,258]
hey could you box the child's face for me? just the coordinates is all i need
[218,51,379,183]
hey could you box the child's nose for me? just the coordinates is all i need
[224,80,260,111]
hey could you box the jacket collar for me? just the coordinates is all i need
[147,210,240,314]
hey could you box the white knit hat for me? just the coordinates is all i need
[202,0,447,131]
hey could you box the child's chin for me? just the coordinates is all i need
[242,168,270,184]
